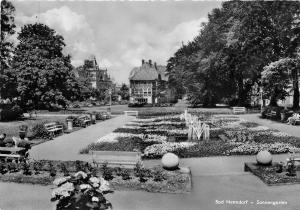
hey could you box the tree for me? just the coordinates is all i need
[262,58,299,108]
[261,58,293,106]
[118,84,129,100]
[12,23,80,110]
[0,0,16,98]
[167,1,300,107]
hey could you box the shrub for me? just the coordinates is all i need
[49,163,56,177]
[0,162,7,174]
[0,105,23,121]
[33,161,42,175]
[101,163,114,181]
[7,161,18,173]
[120,169,131,180]
[21,161,32,176]
[153,168,165,182]
[31,123,52,139]
[59,163,70,176]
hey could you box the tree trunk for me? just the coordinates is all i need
[292,68,299,110]
[269,95,278,107]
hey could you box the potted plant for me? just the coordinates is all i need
[19,125,28,140]
[51,171,112,210]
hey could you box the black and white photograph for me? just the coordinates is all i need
[1,0,300,210]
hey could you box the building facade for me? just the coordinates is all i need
[78,56,112,91]
[129,59,171,105]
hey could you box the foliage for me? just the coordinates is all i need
[11,23,82,111]
[33,161,42,175]
[59,163,70,177]
[0,0,17,98]
[101,163,114,181]
[118,83,130,100]
[0,104,23,121]
[167,1,300,107]
[49,162,57,177]
[21,161,32,176]
[120,169,131,180]
[51,172,112,210]
[31,123,52,139]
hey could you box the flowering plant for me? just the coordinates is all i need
[51,171,112,210]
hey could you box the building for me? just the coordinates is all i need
[77,56,112,91]
[129,59,173,105]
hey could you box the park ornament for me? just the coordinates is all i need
[161,152,179,170]
[256,150,272,165]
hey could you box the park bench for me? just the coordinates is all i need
[0,147,26,162]
[90,151,142,168]
[265,111,277,119]
[44,122,64,137]
[232,107,246,114]
[78,115,91,127]
[124,111,139,116]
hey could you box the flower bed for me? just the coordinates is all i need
[0,159,191,194]
[244,162,300,186]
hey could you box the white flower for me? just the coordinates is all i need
[99,177,110,192]
[51,182,74,198]
[89,176,100,184]
[53,176,71,186]
[74,171,87,179]
[92,197,99,202]
[92,183,99,188]
[80,184,92,190]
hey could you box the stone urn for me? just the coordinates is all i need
[19,125,28,140]
[66,119,73,131]
[256,150,272,165]
[162,153,179,170]
[91,114,96,124]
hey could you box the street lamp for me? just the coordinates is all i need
[108,88,112,114]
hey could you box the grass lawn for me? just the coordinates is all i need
[0,116,67,139]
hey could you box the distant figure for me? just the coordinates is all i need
[0,133,6,147]
[287,113,300,125]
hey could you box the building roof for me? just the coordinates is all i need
[129,61,167,81]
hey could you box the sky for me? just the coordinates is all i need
[13,1,222,84]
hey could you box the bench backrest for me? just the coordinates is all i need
[44,122,58,128]
[233,107,246,111]
[91,151,141,162]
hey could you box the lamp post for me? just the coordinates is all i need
[108,88,112,114]
[260,87,263,113]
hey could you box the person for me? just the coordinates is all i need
[0,133,6,147]
[287,113,300,125]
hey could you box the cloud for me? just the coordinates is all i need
[14,3,208,84]
[107,17,207,83]
[15,6,96,66]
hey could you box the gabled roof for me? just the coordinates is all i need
[129,61,167,81]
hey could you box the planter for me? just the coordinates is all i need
[19,131,27,140]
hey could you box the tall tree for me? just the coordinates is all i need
[0,0,16,98]
[12,23,80,110]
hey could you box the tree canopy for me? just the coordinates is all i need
[12,23,81,110]
[167,1,300,108]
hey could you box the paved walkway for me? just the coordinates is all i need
[30,115,135,161]
[242,113,300,138]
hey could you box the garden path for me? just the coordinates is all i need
[241,113,300,138]
[29,115,135,161]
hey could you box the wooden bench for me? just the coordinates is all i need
[124,111,139,116]
[265,111,277,119]
[78,115,91,127]
[44,122,64,137]
[90,151,142,168]
[232,107,246,114]
[0,147,26,162]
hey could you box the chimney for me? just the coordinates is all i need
[149,59,152,67]
[142,59,145,65]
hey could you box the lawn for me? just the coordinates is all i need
[0,116,67,139]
